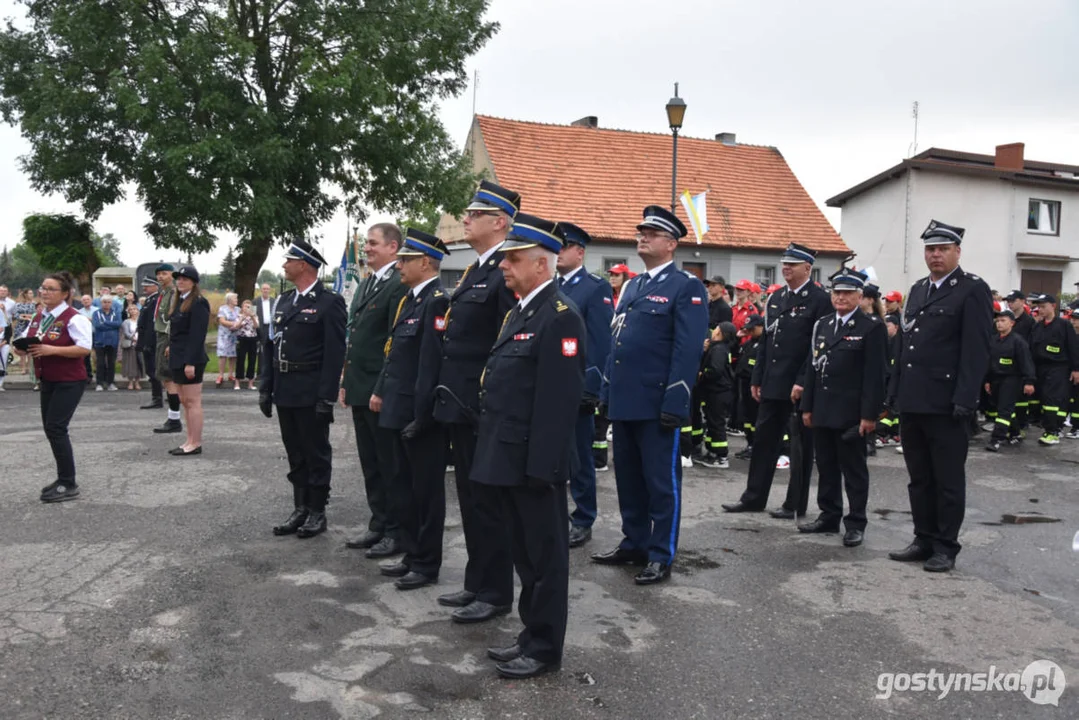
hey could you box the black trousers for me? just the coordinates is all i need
[236,337,259,380]
[680,387,706,457]
[278,405,333,511]
[498,481,569,664]
[737,377,758,445]
[95,346,117,385]
[40,380,85,484]
[740,398,813,512]
[702,388,731,458]
[447,422,513,605]
[391,425,447,578]
[1036,365,1070,434]
[351,406,399,537]
[83,355,93,383]
[141,348,162,400]
[987,376,1022,441]
[592,412,610,468]
[899,412,967,558]
[813,426,869,531]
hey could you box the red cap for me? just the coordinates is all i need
[734,279,754,291]
[765,283,781,294]
[608,264,631,275]
[884,290,903,302]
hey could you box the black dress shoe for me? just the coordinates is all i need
[379,561,410,578]
[272,508,308,536]
[769,507,797,520]
[296,511,327,538]
[345,531,383,549]
[153,419,183,434]
[797,518,840,533]
[487,643,523,662]
[451,601,512,624]
[168,446,202,456]
[496,655,559,679]
[843,529,865,547]
[437,590,476,608]
[365,537,400,558]
[568,525,592,548]
[395,571,438,590]
[888,542,933,562]
[923,553,955,573]
[590,547,648,566]
[721,501,763,513]
[634,561,671,585]
[40,483,80,503]
[140,399,164,410]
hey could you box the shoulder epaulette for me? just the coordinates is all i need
[554,298,570,313]
[589,272,603,281]
[433,289,444,297]
[964,272,981,281]
[683,270,695,279]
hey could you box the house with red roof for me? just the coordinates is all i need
[828,143,1079,298]
[437,115,848,288]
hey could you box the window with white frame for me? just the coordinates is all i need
[810,268,822,283]
[1028,199,1061,235]
[603,257,628,271]
[754,265,775,288]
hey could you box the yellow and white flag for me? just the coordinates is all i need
[680,190,709,244]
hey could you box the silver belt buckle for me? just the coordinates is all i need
[279,359,289,373]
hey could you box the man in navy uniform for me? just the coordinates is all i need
[259,239,348,538]
[798,267,887,547]
[472,213,584,679]
[887,220,992,572]
[433,180,517,623]
[723,243,832,517]
[370,229,451,590]
[592,206,709,585]
[136,277,163,409]
[555,221,614,549]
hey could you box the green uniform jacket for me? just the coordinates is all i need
[153,285,177,336]
[341,267,409,406]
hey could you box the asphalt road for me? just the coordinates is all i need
[0,387,1076,719]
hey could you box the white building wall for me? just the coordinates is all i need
[836,174,910,294]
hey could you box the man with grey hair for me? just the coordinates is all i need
[472,214,584,678]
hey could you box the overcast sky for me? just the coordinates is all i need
[1,0,1077,275]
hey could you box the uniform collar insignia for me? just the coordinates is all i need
[949,278,958,286]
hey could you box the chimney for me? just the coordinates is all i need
[571,116,598,129]
[716,132,736,146]
[994,142,1024,171]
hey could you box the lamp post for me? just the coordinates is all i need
[665,83,687,212]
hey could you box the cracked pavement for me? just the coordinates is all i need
[0,390,1075,718]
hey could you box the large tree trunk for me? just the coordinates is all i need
[235,238,272,302]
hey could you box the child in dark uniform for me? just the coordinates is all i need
[694,322,737,469]
[734,315,763,460]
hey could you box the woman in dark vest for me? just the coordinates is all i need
[167,266,210,456]
[24,271,93,503]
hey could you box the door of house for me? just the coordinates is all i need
[1020,269,1062,297]
[682,262,706,280]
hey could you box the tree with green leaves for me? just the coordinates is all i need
[21,213,99,290]
[93,232,124,267]
[0,246,12,283]
[0,1,492,300]
[220,246,236,292]
[6,243,46,292]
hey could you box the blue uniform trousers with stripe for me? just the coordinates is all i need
[571,408,598,528]
[612,419,682,564]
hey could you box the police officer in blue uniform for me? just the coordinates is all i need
[798,267,887,547]
[259,239,348,538]
[723,243,832,517]
[887,220,992,572]
[554,221,614,549]
[433,180,518,622]
[592,206,709,585]
[370,229,451,590]
[471,214,584,679]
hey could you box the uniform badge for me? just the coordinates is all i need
[301,308,318,314]
[950,278,958,286]
[571,276,581,285]
[801,290,807,297]
[513,333,535,341]
[487,260,495,266]
[645,295,669,303]
[562,338,578,357]
[434,316,446,331]
[474,283,487,289]
[691,296,703,305]
[658,273,668,282]
[603,296,612,305]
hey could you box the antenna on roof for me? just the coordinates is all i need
[472,70,479,117]
[908,101,919,158]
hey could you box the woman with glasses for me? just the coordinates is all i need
[167,266,210,456]
[22,272,93,502]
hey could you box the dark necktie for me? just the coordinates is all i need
[928,283,938,300]
[558,276,565,289]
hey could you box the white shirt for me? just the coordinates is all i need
[833,308,858,328]
[371,261,396,282]
[476,241,506,268]
[788,278,811,295]
[258,296,275,323]
[519,279,554,311]
[296,280,319,298]
[645,260,674,280]
[24,301,93,350]
[929,267,959,291]
[559,265,585,284]
[0,297,14,318]
[180,291,191,300]
[411,276,438,298]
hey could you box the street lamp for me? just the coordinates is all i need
[665,82,686,212]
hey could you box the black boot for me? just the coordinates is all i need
[153,418,183,433]
[297,486,328,538]
[140,397,164,410]
[272,485,308,536]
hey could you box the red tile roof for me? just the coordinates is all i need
[473,115,847,254]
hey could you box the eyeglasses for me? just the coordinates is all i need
[38,286,61,293]
[466,210,500,219]
[634,231,674,242]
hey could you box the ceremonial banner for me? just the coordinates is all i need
[680,190,709,244]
